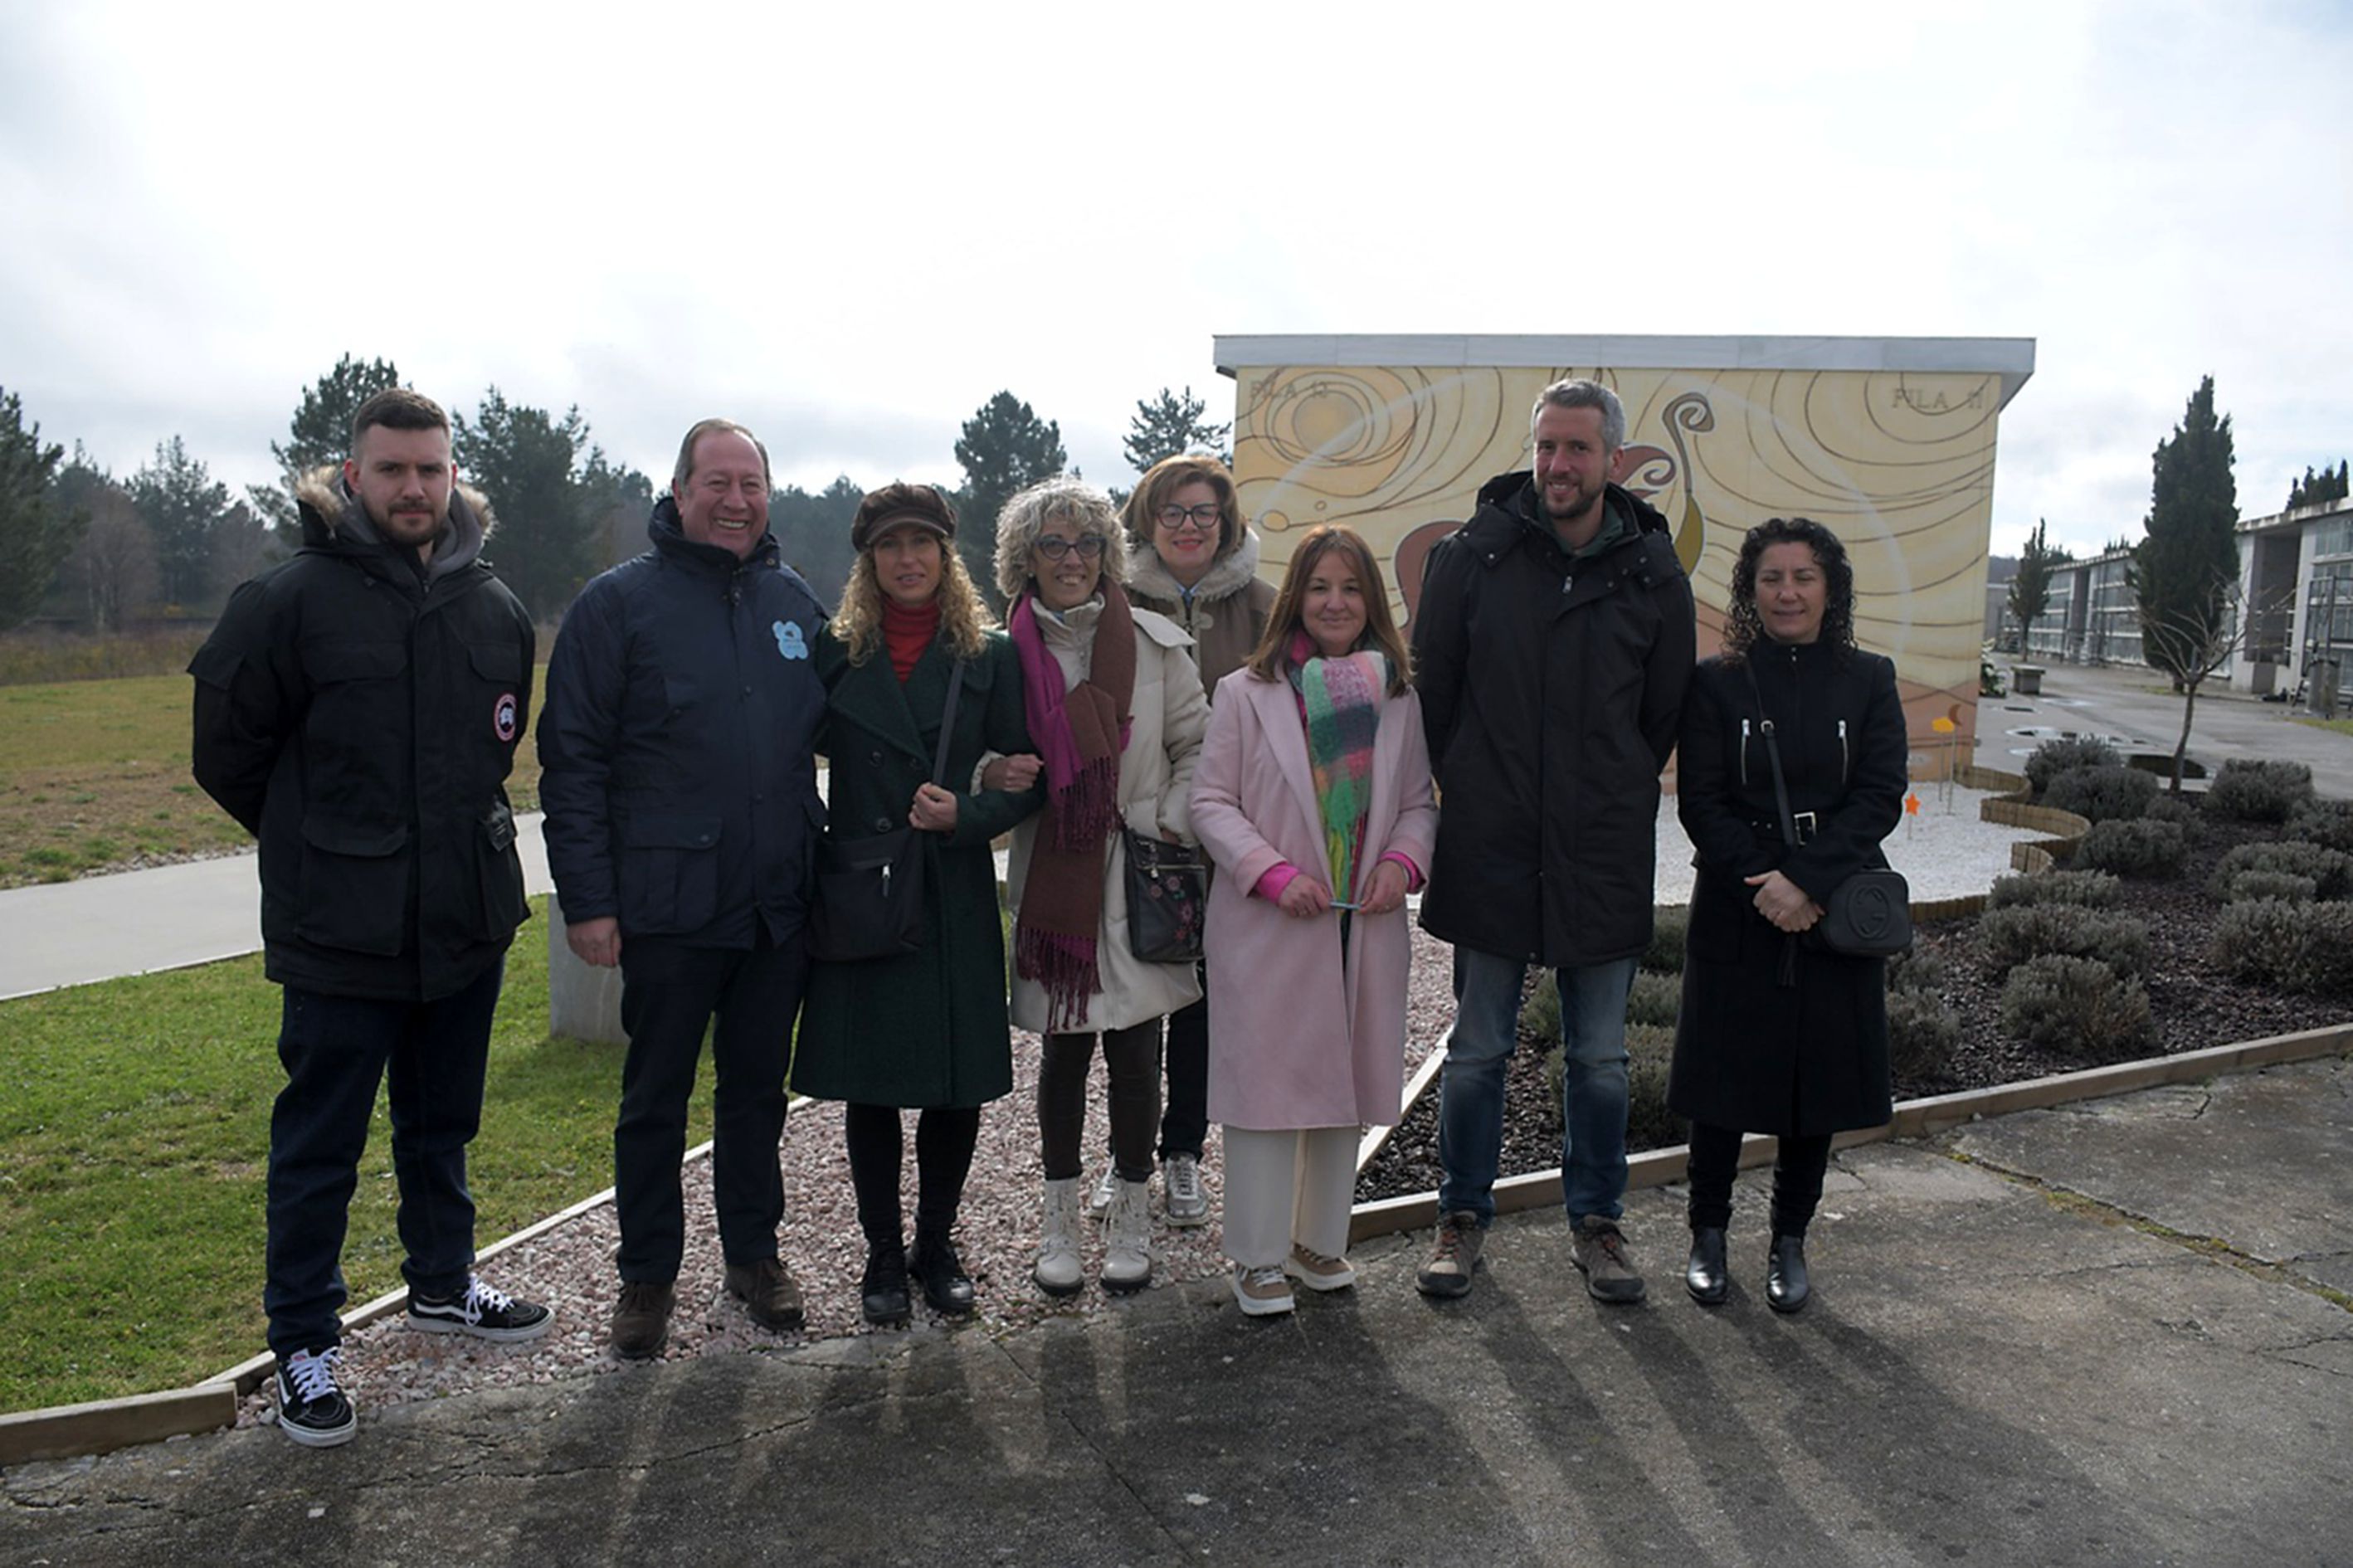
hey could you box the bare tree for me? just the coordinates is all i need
[69,486,158,633]
[2141,575,2292,793]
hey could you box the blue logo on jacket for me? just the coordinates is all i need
[773,621,808,660]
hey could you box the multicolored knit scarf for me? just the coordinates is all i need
[1291,635,1388,903]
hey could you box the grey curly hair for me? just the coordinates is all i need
[992,478,1129,602]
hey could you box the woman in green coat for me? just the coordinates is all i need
[797,483,1041,1327]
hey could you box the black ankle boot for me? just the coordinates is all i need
[861,1240,911,1327]
[909,1231,976,1317]
[1766,1233,1810,1314]
[1684,1226,1728,1305]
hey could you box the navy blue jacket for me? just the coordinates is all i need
[537,501,828,947]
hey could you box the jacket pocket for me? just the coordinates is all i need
[619,811,723,935]
[477,800,528,937]
[296,813,412,956]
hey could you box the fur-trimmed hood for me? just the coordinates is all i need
[1125,524,1264,610]
[295,462,496,580]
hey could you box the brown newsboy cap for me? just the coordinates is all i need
[850,482,957,552]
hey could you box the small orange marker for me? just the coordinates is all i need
[1905,792,1922,815]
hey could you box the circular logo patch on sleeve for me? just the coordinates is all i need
[494,692,519,743]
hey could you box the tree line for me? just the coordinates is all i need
[0,365,1233,632]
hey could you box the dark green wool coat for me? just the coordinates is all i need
[792,626,1041,1108]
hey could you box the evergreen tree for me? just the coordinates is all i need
[129,436,231,607]
[2130,374,2239,695]
[251,354,404,543]
[455,389,597,621]
[2286,460,2349,511]
[768,474,865,607]
[2008,517,2067,653]
[579,448,656,572]
[954,392,1066,601]
[0,387,86,631]
[1122,385,1231,474]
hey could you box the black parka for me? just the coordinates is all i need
[189,473,534,1001]
[536,502,829,948]
[1410,475,1696,965]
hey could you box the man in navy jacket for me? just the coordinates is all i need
[538,418,829,1358]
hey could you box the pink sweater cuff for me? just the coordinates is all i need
[1253,864,1301,901]
[1379,850,1424,891]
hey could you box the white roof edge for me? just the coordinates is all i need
[1212,334,2038,411]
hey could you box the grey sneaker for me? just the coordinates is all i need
[1571,1216,1648,1303]
[1415,1210,1485,1298]
[1162,1152,1209,1227]
[1084,1163,1118,1220]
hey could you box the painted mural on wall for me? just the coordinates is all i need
[1230,363,2000,776]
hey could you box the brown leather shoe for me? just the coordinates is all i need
[723,1257,806,1332]
[609,1280,675,1360]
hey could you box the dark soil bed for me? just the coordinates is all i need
[1357,817,2351,1205]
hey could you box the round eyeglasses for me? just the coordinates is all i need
[1157,504,1222,532]
[1034,535,1107,562]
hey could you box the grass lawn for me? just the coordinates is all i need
[0,896,689,1412]
[2293,715,2353,737]
[0,670,548,888]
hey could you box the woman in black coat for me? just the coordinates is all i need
[1669,518,1907,1313]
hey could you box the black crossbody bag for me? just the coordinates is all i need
[1746,659,1912,960]
[807,663,963,963]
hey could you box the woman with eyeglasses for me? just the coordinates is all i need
[1088,455,1278,1231]
[992,479,1208,1296]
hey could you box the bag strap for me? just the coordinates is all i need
[931,661,965,787]
[1742,657,1800,851]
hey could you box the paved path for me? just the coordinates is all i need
[6,1055,2347,1564]
[1984,659,2353,796]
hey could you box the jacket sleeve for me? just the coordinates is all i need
[1188,684,1290,891]
[1152,639,1209,842]
[948,635,1045,849]
[1676,666,1776,883]
[1781,655,1909,903]
[1640,562,1698,774]
[1409,535,1470,790]
[1372,689,1439,881]
[534,587,626,923]
[187,578,297,837]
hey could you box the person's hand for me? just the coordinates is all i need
[1360,859,1410,915]
[567,915,621,968]
[1744,869,1820,933]
[909,782,959,831]
[982,752,1043,791]
[1277,877,1333,920]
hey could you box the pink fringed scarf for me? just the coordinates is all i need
[1010,583,1136,1030]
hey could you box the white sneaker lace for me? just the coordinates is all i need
[1165,1156,1202,1204]
[463,1277,516,1319]
[285,1346,342,1404]
[1240,1265,1288,1294]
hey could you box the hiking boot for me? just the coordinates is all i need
[1284,1242,1357,1293]
[1162,1152,1209,1227]
[724,1257,806,1332]
[407,1275,554,1343]
[1232,1263,1294,1317]
[609,1280,675,1360]
[274,1346,355,1449]
[1415,1210,1485,1299]
[1571,1216,1648,1303]
[1084,1163,1118,1220]
[861,1240,912,1327]
[1766,1233,1811,1314]
[909,1232,977,1317]
[1100,1177,1153,1294]
[1035,1177,1086,1296]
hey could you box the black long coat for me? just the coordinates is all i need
[1668,639,1907,1136]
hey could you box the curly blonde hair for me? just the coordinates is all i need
[992,478,1129,603]
[832,538,996,665]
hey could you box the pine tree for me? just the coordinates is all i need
[2131,376,2239,692]
[454,389,597,621]
[954,392,1066,601]
[2008,517,2067,653]
[251,355,404,543]
[0,388,86,631]
[129,436,231,606]
[1122,386,1231,475]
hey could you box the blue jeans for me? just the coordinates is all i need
[1435,947,1636,1226]
[264,961,505,1358]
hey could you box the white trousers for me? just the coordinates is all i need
[1220,1124,1357,1269]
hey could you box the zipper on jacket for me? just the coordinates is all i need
[1839,718,1850,783]
[1740,718,1751,786]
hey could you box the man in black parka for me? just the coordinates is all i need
[1409,377,1696,1303]
[191,388,550,1449]
[537,418,829,1359]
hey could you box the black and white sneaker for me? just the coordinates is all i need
[275,1346,355,1448]
[407,1275,554,1343]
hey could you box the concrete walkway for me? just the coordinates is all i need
[1984,659,2353,796]
[5,1054,2346,1564]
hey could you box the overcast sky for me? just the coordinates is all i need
[3,1,2346,560]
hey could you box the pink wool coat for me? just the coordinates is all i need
[1191,667,1438,1132]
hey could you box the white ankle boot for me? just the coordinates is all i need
[1034,1177,1084,1297]
[1101,1177,1153,1293]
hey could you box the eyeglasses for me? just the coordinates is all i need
[1034,535,1107,562]
[1157,504,1222,532]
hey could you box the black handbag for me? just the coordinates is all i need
[1747,660,1912,960]
[1122,825,1208,964]
[807,662,963,963]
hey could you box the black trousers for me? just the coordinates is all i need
[1156,960,1210,1159]
[615,928,806,1283]
[1685,1122,1835,1239]
[1040,1021,1161,1183]
[843,1103,982,1249]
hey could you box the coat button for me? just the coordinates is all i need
[870,750,884,765]
[874,816,892,832]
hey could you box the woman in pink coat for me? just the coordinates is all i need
[1190,525,1438,1317]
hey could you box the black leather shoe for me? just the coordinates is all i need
[1766,1234,1810,1314]
[1684,1226,1728,1306]
[909,1234,977,1317]
[861,1241,911,1327]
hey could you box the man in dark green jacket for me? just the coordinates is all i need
[191,388,550,1449]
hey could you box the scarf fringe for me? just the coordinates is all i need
[1016,923,1101,1032]
[1052,754,1121,852]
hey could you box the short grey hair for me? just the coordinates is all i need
[993,478,1129,601]
[1530,378,1627,453]
[670,418,772,495]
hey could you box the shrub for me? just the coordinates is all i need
[2211,898,2353,994]
[1998,955,2153,1059]
[2026,735,2122,796]
[2208,840,2353,900]
[1626,970,1681,1028]
[2203,758,2315,824]
[2222,870,2317,904]
[2143,794,2202,830]
[1888,946,1951,995]
[1987,869,2121,911]
[1887,988,1960,1079]
[1521,973,1560,1042]
[2287,798,2353,855]
[1979,903,2151,978]
[2044,764,2159,824]
[1541,1023,1684,1152]
[1644,906,1688,974]
[2073,819,2187,879]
